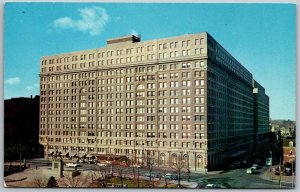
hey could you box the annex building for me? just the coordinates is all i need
[39,32,269,171]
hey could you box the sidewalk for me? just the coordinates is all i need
[4,165,62,187]
[260,166,296,185]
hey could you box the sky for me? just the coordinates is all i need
[4,3,296,120]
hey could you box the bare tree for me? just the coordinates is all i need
[162,169,168,188]
[33,176,48,187]
[170,153,185,188]
[60,172,90,187]
[91,170,105,181]
[117,168,124,186]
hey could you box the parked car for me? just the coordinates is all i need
[130,164,141,168]
[251,164,261,170]
[88,160,96,164]
[285,168,292,176]
[144,172,156,178]
[97,163,109,167]
[246,168,254,174]
[66,163,80,168]
[78,159,86,163]
[205,184,218,188]
[163,173,178,180]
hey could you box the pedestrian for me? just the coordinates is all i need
[36,165,38,170]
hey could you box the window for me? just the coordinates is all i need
[195,115,205,121]
[182,72,190,78]
[182,80,191,87]
[170,64,177,70]
[170,81,179,88]
[182,63,191,68]
[170,73,178,78]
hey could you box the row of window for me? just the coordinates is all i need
[41,73,205,91]
[40,61,205,82]
[41,56,206,72]
[40,88,205,101]
[40,123,205,131]
[40,96,205,109]
[42,38,205,65]
[40,114,206,123]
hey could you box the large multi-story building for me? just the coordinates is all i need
[39,32,269,171]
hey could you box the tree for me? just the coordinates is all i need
[162,169,168,188]
[33,177,48,187]
[46,176,58,188]
[117,168,124,186]
[170,153,185,188]
[60,172,90,187]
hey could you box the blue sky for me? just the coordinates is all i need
[4,3,295,120]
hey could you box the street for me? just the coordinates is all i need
[12,158,295,189]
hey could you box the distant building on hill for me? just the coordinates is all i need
[4,95,41,160]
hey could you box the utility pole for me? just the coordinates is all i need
[279,157,282,188]
[291,160,294,188]
[177,153,183,188]
[19,151,22,173]
[137,167,140,188]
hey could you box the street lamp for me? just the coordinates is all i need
[291,159,295,188]
[270,151,273,166]
[137,166,140,188]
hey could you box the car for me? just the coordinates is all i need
[144,172,156,178]
[66,163,80,168]
[285,167,292,176]
[78,159,86,163]
[246,168,254,174]
[130,164,141,168]
[88,160,96,164]
[251,164,261,170]
[163,173,178,180]
[97,163,109,167]
[205,184,217,188]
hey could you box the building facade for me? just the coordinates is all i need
[39,32,269,171]
[282,138,296,165]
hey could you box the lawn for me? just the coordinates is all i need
[106,177,154,188]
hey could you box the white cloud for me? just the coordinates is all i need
[130,29,139,36]
[53,6,110,36]
[26,86,34,91]
[5,77,21,85]
[26,83,39,91]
